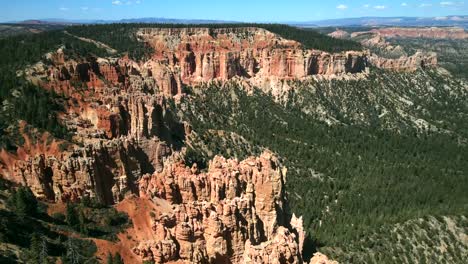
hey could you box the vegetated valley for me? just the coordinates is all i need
[0,23,466,264]
[176,70,468,263]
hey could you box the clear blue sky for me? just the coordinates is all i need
[1,0,467,22]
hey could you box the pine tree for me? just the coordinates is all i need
[28,232,41,264]
[113,252,124,264]
[40,237,49,264]
[106,252,113,264]
[78,210,88,235]
[66,203,79,227]
[10,186,38,217]
[64,239,82,264]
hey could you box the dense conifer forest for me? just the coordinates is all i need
[0,178,129,263]
[0,24,467,263]
[174,70,468,263]
[0,30,111,149]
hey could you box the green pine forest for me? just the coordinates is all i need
[0,24,467,263]
[174,70,468,263]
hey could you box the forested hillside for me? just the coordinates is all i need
[0,30,113,150]
[174,70,468,263]
[0,24,467,263]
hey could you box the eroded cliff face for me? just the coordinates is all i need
[137,27,368,88]
[368,27,468,40]
[1,47,186,204]
[328,28,440,72]
[133,151,304,263]
[1,26,439,264]
[369,52,438,72]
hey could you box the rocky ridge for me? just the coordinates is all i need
[0,26,441,263]
[134,151,304,263]
[328,28,439,72]
[364,27,468,40]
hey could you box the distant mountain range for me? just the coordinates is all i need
[7,16,468,28]
[291,16,468,28]
[11,17,238,25]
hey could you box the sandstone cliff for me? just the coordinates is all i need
[133,151,304,263]
[1,26,442,264]
[136,27,368,94]
[1,26,439,209]
[369,52,438,72]
[329,28,440,72]
[368,27,468,40]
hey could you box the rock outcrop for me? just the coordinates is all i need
[137,27,368,87]
[368,27,468,40]
[369,51,438,72]
[0,133,172,204]
[327,30,350,39]
[309,252,339,264]
[1,26,438,207]
[134,151,304,263]
[2,47,185,203]
[328,28,440,72]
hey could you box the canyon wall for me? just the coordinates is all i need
[137,27,368,90]
[134,151,304,263]
[369,51,438,72]
[0,26,440,263]
[2,26,439,207]
[368,27,468,40]
[348,27,468,40]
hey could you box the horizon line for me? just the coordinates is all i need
[3,14,468,24]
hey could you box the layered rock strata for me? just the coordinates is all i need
[0,27,353,263]
[137,27,368,90]
[1,27,438,206]
[368,27,468,40]
[369,52,438,72]
[134,151,304,263]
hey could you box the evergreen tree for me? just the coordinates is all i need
[113,253,124,264]
[64,239,81,264]
[40,237,49,264]
[66,203,79,228]
[78,210,88,235]
[28,232,41,263]
[9,186,38,217]
[106,252,113,264]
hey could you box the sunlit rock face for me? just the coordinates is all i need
[135,151,305,263]
[137,27,369,84]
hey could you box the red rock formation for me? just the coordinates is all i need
[369,27,468,39]
[0,26,427,263]
[134,151,304,263]
[369,52,437,72]
[1,136,171,204]
[309,252,339,264]
[137,27,369,86]
[328,30,350,39]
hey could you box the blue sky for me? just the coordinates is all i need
[1,0,467,22]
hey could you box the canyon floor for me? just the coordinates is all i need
[0,24,467,264]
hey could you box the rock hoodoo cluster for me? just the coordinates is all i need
[0,26,441,263]
[134,151,304,263]
[137,27,368,90]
